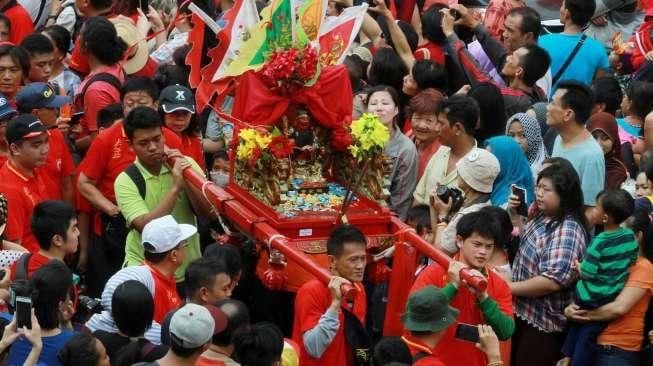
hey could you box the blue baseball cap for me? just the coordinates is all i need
[16,83,70,113]
[0,93,16,120]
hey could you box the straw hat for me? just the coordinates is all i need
[110,15,149,75]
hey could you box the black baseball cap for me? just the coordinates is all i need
[159,85,195,114]
[6,115,47,144]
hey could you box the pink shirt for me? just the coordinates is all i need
[76,64,124,135]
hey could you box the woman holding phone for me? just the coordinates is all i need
[506,161,588,366]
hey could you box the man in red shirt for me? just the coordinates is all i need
[292,225,368,366]
[16,82,75,204]
[76,77,182,297]
[411,211,514,366]
[10,200,79,280]
[0,114,52,252]
[141,214,194,323]
[0,0,34,44]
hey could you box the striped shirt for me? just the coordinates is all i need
[576,228,638,307]
[85,266,163,344]
[512,214,587,332]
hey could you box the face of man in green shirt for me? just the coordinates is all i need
[129,126,165,171]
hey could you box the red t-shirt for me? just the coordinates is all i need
[42,128,75,199]
[401,334,446,366]
[411,263,513,366]
[0,161,53,252]
[292,279,366,366]
[147,264,182,324]
[9,252,52,281]
[414,42,445,66]
[3,2,34,44]
[76,64,125,135]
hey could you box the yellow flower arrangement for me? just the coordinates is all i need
[236,128,272,163]
[348,113,390,161]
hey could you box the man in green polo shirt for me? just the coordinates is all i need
[114,106,202,287]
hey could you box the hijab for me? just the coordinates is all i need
[530,102,548,135]
[587,112,628,189]
[485,136,535,208]
[505,113,548,179]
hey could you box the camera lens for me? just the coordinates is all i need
[436,185,450,202]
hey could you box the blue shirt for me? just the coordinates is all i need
[552,134,605,206]
[7,329,76,366]
[539,33,609,89]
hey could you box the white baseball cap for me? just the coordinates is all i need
[170,303,215,348]
[141,215,197,253]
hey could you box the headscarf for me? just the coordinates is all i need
[505,113,548,179]
[530,102,548,135]
[587,112,628,189]
[485,136,535,208]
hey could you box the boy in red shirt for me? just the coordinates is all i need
[0,114,52,252]
[292,225,368,366]
[411,211,514,366]
[16,82,75,205]
[10,200,79,280]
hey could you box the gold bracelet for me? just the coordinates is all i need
[487,362,503,366]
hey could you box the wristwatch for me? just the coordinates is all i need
[437,215,449,224]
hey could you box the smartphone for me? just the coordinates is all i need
[15,296,31,329]
[511,184,528,217]
[455,323,479,343]
[140,0,149,12]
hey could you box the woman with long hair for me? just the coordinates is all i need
[508,161,588,366]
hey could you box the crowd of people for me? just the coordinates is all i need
[0,0,652,364]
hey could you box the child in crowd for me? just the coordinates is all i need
[209,149,230,188]
[560,189,638,366]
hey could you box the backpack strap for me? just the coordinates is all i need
[76,72,122,108]
[15,253,32,282]
[124,164,146,200]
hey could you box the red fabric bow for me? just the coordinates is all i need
[231,65,353,131]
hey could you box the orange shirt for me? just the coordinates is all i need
[0,161,53,252]
[146,264,182,324]
[597,258,653,351]
[411,263,513,366]
[292,279,366,366]
[42,128,75,199]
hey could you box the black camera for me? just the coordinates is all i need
[436,185,464,213]
[72,295,103,324]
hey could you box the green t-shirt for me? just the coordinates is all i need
[114,157,203,282]
[576,227,638,305]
